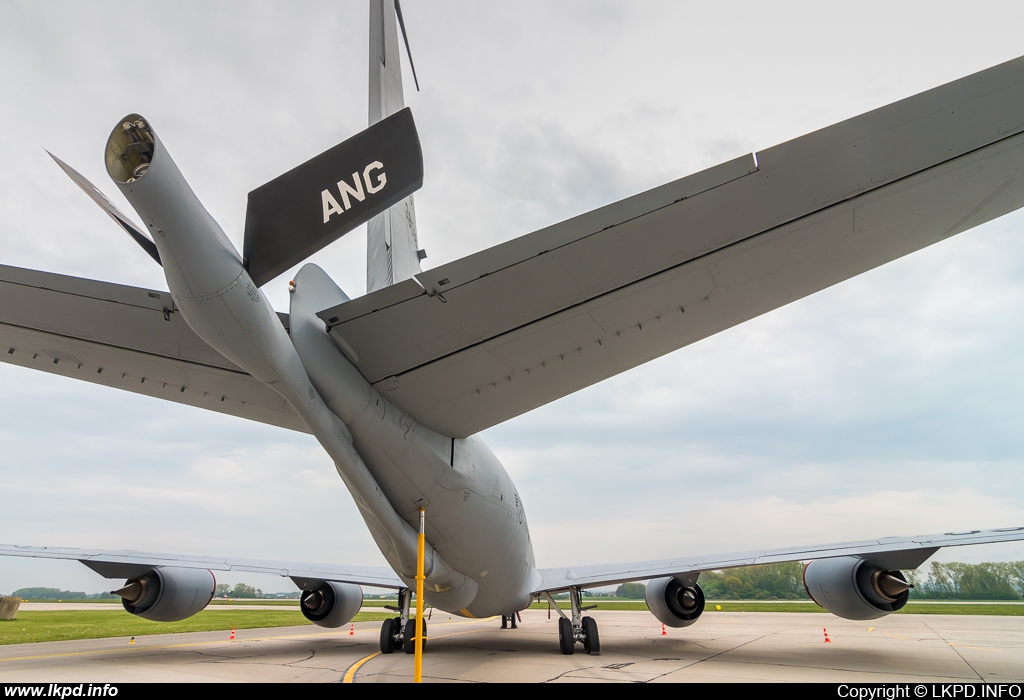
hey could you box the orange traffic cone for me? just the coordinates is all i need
[230,627,236,641]
[661,623,667,636]
[349,623,355,636]
[823,627,831,643]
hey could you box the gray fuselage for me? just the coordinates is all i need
[106,114,538,618]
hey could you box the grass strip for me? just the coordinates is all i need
[898,603,1024,616]
[0,610,393,645]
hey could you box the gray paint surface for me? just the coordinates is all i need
[0,264,307,432]
[320,57,1024,436]
[2,0,1024,622]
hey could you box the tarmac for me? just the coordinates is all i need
[1,609,1022,683]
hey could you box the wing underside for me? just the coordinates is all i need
[0,544,403,589]
[6,526,1020,596]
[533,526,1024,593]
[319,56,1024,438]
[0,265,308,433]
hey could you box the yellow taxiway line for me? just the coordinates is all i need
[342,651,381,683]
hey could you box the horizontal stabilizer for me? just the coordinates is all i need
[49,152,161,265]
[319,55,1024,437]
[243,107,423,287]
[0,264,308,433]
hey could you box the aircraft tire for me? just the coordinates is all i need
[582,616,600,655]
[379,617,396,654]
[403,618,427,654]
[558,616,574,655]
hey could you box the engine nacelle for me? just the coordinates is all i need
[299,581,363,628]
[645,577,705,628]
[114,567,215,622]
[803,556,911,620]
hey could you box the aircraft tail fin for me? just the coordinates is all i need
[367,0,424,293]
[243,109,423,288]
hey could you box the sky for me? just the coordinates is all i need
[1,0,1024,596]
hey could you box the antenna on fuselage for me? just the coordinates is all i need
[394,0,420,92]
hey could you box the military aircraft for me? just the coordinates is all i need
[2,1,1024,656]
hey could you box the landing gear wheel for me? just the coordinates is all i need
[557,616,575,655]
[403,618,427,654]
[389,618,401,650]
[582,616,600,655]
[379,617,397,654]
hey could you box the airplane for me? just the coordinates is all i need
[2,1,1024,657]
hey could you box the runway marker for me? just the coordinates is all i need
[129,637,134,645]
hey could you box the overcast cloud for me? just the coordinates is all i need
[1,0,1023,595]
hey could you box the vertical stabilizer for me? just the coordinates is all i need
[367,0,423,293]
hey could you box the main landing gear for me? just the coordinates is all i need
[499,613,520,629]
[378,588,427,654]
[548,588,600,655]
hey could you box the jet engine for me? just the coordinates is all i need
[645,577,705,628]
[113,567,215,622]
[299,581,364,628]
[803,556,912,620]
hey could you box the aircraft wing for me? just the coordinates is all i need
[0,544,403,589]
[532,526,1024,593]
[318,56,1024,438]
[0,264,309,433]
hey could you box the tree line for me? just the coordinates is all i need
[10,587,117,600]
[215,583,263,598]
[7,584,265,599]
[908,561,1024,600]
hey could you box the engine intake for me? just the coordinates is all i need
[299,581,363,628]
[113,567,215,622]
[645,577,705,628]
[803,556,912,620]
